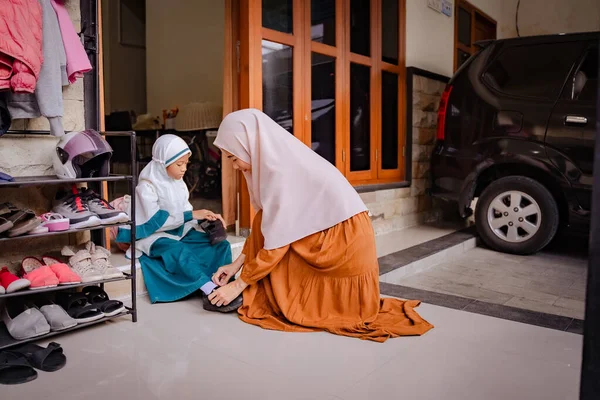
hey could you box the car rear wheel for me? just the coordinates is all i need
[475,176,559,255]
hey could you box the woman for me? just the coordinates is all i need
[207,109,433,342]
[117,134,233,304]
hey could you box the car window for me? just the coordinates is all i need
[483,42,585,100]
[570,47,598,103]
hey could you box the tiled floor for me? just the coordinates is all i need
[3,296,583,400]
[397,245,588,319]
[375,221,467,257]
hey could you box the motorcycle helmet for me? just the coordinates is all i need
[53,130,113,179]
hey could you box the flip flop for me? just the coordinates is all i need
[55,292,104,323]
[0,352,37,385]
[82,286,126,317]
[8,342,66,372]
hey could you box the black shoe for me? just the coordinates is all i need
[202,290,242,313]
[198,219,227,245]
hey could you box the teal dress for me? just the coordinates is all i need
[117,208,232,304]
[140,229,231,303]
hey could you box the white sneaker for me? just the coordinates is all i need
[61,246,103,283]
[86,242,124,279]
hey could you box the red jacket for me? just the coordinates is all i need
[0,0,43,93]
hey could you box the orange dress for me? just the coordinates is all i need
[237,211,434,342]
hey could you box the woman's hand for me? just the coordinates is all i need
[193,209,226,226]
[212,263,242,286]
[208,279,248,307]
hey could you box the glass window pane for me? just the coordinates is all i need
[311,0,336,47]
[350,0,370,57]
[458,7,471,47]
[381,0,398,64]
[311,53,336,165]
[262,40,293,134]
[381,71,398,170]
[350,63,370,171]
[262,0,293,34]
[484,42,586,99]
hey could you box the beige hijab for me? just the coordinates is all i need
[215,109,367,250]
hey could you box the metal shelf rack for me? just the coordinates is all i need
[0,131,138,349]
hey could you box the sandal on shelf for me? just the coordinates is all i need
[0,216,13,235]
[82,286,126,317]
[26,220,48,235]
[21,258,59,289]
[41,256,81,285]
[40,213,70,232]
[0,352,37,385]
[8,342,66,372]
[1,204,40,237]
[55,292,104,323]
[0,267,30,293]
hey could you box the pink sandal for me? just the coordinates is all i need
[21,257,59,289]
[40,213,70,232]
[41,256,81,285]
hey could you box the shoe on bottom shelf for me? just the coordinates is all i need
[0,267,30,293]
[82,286,126,317]
[1,302,50,340]
[30,299,77,332]
[55,292,104,323]
[60,247,103,283]
[86,242,123,279]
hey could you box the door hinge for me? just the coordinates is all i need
[236,40,241,73]
[342,149,346,162]
[375,149,379,161]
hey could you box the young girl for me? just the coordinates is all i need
[117,134,232,304]
[207,109,433,342]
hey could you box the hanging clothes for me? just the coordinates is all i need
[51,0,92,84]
[8,0,67,137]
[116,135,232,303]
[0,0,43,93]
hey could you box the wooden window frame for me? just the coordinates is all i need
[256,0,406,185]
[454,0,496,72]
[238,0,406,228]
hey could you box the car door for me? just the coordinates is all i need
[545,42,598,214]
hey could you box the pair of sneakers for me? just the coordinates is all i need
[53,186,129,229]
[61,242,123,283]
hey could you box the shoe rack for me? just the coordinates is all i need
[0,131,138,350]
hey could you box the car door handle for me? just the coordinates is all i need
[565,115,588,125]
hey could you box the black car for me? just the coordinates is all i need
[430,32,599,255]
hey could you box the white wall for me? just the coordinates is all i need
[406,0,600,78]
[145,0,225,117]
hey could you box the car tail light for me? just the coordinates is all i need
[436,85,453,141]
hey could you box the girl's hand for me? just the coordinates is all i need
[193,209,226,226]
[212,263,242,286]
[208,279,248,307]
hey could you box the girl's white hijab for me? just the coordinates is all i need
[137,134,192,222]
[215,109,367,250]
